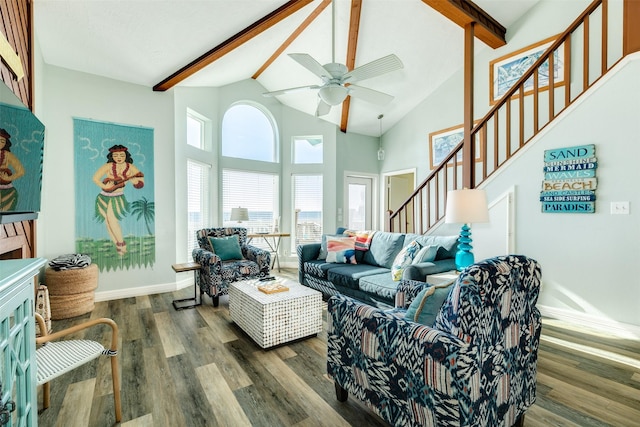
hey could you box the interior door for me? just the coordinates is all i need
[346,176,373,230]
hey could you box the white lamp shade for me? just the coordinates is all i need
[445,189,489,224]
[230,207,249,222]
[319,84,348,105]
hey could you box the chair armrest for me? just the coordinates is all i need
[192,247,221,266]
[402,259,456,281]
[327,295,471,424]
[35,314,119,352]
[395,279,432,308]
[242,244,271,274]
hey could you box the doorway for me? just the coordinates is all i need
[383,169,416,232]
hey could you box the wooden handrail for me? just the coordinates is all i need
[389,0,630,234]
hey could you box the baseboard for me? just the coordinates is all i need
[539,305,640,339]
[94,277,193,302]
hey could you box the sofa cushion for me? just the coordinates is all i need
[405,234,458,260]
[405,281,455,326]
[318,234,341,260]
[303,260,345,280]
[391,240,422,281]
[358,273,401,301]
[326,236,357,264]
[327,265,390,290]
[363,231,405,269]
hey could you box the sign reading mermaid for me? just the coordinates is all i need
[74,118,155,271]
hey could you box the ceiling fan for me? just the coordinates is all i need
[262,1,403,116]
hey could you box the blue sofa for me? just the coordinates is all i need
[297,229,458,308]
[327,255,542,426]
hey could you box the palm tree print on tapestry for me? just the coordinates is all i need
[74,118,155,272]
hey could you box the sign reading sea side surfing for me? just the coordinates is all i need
[541,144,597,213]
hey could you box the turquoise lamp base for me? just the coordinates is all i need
[455,223,475,271]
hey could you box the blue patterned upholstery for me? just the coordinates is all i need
[327,255,541,427]
[192,227,271,305]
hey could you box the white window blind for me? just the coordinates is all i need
[222,170,279,242]
[293,174,323,249]
[187,159,210,260]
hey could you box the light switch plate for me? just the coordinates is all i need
[610,201,629,214]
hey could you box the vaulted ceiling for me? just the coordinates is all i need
[35,0,539,136]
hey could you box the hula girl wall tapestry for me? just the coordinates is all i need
[74,118,155,272]
[0,103,45,212]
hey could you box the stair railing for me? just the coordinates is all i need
[388,0,623,234]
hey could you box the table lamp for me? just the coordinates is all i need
[230,207,249,223]
[445,189,489,271]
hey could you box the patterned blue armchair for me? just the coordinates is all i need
[327,255,541,427]
[192,227,271,306]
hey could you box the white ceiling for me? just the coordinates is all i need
[34,0,538,137]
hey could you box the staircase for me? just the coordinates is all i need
[387,0,637,234]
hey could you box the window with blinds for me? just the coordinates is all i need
[187,159,210,260]
[293,174,323,249]
[222,170,279,241]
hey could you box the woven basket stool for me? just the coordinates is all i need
[45,264,99,319]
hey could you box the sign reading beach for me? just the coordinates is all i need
[540,144,597,213]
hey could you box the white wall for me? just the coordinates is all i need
[38,65,177,295]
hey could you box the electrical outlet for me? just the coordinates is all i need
[610,201,629,214]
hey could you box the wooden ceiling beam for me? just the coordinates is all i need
[153,0,313,91]
[340,0,362,133]
[422,0,506,48]
[253,0,331,79]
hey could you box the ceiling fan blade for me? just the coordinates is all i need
[348,85,394,106]
[289,53,332,80]
[343,54,403,84]
[262,84,321,97]
[315,98,332,117]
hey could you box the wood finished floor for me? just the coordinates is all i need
[37,269,640,427]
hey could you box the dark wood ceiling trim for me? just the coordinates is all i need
[421,0,506,48]
[340,0,362,133]
[253,0,331,79]
[153,0,313,91]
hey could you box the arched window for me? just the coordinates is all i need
[221,102,277,162]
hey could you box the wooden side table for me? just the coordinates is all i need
[172,262,202,310]
[247,232,290,272]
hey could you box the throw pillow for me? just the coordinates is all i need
[390,240,422,281]
[405,280,456,326]
[317,234,340,260]
[326,236,357,264]
[411,245,439,264]
[208,235,243,261]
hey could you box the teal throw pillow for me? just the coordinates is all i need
[405,281,455,326]
[411,245,439,264]
[208,235,243,261]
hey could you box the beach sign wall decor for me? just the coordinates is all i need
[540,144,597,213]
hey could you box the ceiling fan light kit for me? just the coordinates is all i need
[318,84,348,105]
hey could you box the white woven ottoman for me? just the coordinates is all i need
[228,278,322,349]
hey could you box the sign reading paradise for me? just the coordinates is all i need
[541,144,597,213]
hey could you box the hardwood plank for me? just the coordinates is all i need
[167,353,217,426]
[120,339,152,421]
[540,371,640,426]
[153,311,185,357]
[142,345,188,426]
[195,362,252,426]
[54,378,95,427]
[254,349,351,427]
[524,404,582,427]
[197,304,239,343]
[120,413,154,427]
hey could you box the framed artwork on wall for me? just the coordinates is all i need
[489,34,565,105]
[428,123,483,170]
